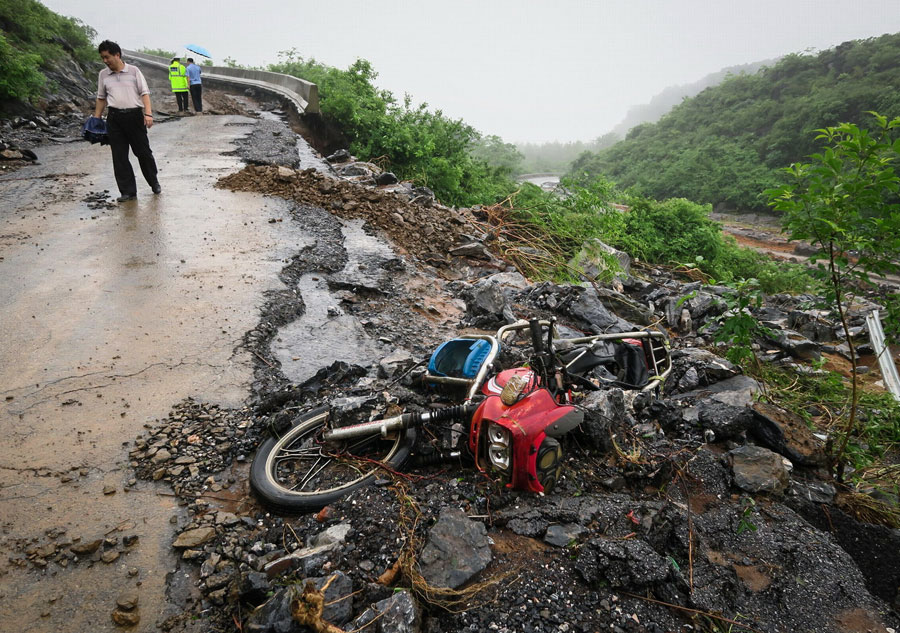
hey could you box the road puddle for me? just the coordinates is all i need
[272,218,401,384]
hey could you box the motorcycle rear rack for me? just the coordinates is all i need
[556,329,672,391]
[424,320,672,400]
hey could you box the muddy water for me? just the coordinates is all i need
[0,115,306,632]
[272,218,398,383]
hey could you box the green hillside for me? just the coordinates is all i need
[569,32,900,212]
[0,0,96,102]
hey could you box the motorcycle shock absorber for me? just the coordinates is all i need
[410,449,463,467]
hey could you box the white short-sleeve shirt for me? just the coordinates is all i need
[97,63,150,109]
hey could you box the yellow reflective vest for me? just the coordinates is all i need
[169,62,188,92]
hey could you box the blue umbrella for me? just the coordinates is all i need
[185,44,212,58]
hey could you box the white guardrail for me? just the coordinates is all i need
[123,50,319,115]
[866,310,900,402]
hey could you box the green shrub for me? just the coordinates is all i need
[0,0,96,67]
[0,33,44,100]
[570,33,900,212]
[139,47,176,59]
[0,0,96,102]
[617,197,723,267]
[268,51,516,207]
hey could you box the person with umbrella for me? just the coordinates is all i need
[185,57,203,113]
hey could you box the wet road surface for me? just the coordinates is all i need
[0,114,306,632]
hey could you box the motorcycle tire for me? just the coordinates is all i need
[249,406,416,513]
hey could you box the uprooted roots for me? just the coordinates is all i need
[836,490,900,529]
[390,481,515,612]
[290,576,345,633]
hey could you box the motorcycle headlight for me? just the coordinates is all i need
[535,437,562,493]
[486,422,511,471]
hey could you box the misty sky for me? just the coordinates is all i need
[41,0,900,143]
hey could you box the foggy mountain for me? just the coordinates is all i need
[609,59,779,139]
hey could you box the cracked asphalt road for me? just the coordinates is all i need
[0,113,305,632]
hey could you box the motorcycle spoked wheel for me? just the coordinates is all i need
[250,406,416,513]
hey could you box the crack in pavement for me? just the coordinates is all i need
[4,356,249,415]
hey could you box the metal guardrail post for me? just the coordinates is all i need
[866,310,900,402]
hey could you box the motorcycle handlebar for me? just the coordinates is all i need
[529,318,544,355]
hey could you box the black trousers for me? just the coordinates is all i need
[174,91,189,111]
[189,84,203,112]
[106,108,159,196]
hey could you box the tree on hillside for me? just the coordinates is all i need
[571,32,900,212]
[767,112,900,480]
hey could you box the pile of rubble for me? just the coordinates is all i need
[122,120,900,632]
[217,163,495,271]
[128,269,900,633]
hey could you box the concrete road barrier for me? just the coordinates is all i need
[124,49,319,115]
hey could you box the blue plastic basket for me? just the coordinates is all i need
[427,338,493,379]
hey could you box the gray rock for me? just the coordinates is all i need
[378,349,414,378]
[339,163,373,178]
[544,523,585,547]
[449,241,491,259]
[418,507,491,589]
[729,445,791,495]
[326,149,351,163]
[594,287,654,326]
[310,522,352,548]
[678,308,693,334]
[116,590,139,610]
[571,238,631,278]
[245,586,300,632]
[350,589,420,633]
[263,540,339,578]
[374,171,398,185]
[696,400,753,441]
[684,291,725,321]
[172,527,216,548]
[674,375,761,409]
[311,571,354,625]
[678,366,700,392]
[747,402,827,467]
[70,538,102,555]
[568,287,635,333]
[575,538,669,587]
[460,274,519,324]
[151,448,172,464]
[579,388,628,450]
[770,329,822,361]
[789,480,836,504]
[499,508,549,538]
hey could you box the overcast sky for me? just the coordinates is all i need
[42,0,900,144]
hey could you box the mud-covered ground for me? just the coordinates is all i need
[4,65,899,633]
[122,115,900,633]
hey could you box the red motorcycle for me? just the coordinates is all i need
[249,318,670,513]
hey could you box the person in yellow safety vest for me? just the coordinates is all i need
[169,57,189,113]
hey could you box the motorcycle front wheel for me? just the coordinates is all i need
[250,406,415,513]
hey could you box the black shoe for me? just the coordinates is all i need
[152,183,162,194]
[116,194,137,203]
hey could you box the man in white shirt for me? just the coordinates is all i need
[93,40,161,202]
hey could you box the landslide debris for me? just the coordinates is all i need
[121,115,900,633]
[217,164,488,270]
